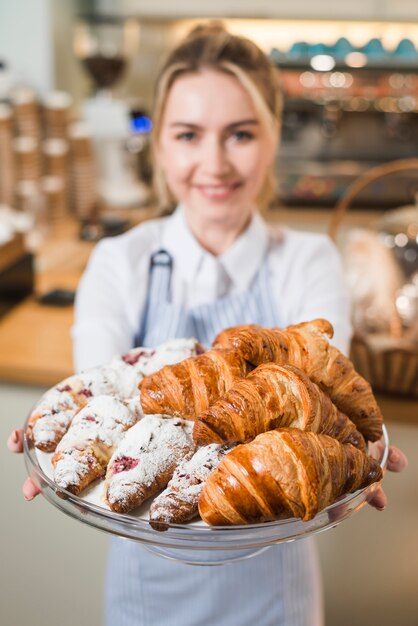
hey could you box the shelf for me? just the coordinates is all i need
[271,59,418,73]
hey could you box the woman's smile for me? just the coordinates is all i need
[194,181,242,200]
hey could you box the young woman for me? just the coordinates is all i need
[9,24,407,626]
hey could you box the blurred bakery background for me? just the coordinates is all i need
[1,1,417,625]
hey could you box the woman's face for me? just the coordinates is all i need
[156,68,278,229]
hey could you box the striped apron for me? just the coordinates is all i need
[105,248,323,626]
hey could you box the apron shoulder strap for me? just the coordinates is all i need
[135,249,173,347]
[150,249,173,267]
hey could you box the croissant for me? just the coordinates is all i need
[213,319,383,442]
[105,415,195,514]
[193,363,366,451]
[199,428,383,525]
[149,443,231,531]
[51,395,141,495]
[139,349,252,419]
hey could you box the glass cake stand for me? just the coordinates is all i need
[24,418,389,566]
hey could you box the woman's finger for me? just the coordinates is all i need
[22,477,41,501]
[367,486,387,511]
[386,446,408,473]
[7,429,24,453]
[8,430,41,499]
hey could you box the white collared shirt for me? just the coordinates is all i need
[160,206,269,306]
[72,206,352,371]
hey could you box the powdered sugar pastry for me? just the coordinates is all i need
[52,395,141,495]
[105,415,195,514]
[149,443,232,530]
[28,337,203,452]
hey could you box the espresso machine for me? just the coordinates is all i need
[74,14,151,208]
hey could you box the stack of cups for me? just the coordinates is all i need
[14,136,42,183]
[0,104,15,205]
[15,180,48,250]
[43,137,70,205]
[11,87,41,140]
[15,180,41,213]
[43,91,73,139]
[41,176,67,223]
[68,122,98,221]
[43,138,69,178]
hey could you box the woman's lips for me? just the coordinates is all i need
[194,182,241,200]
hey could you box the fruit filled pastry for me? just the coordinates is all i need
[27,338,203,452]
[213,319,383,441]
[108,338,205,398]
[194,363,366,451]
[199,428,383,526]
[105,415,195,514]
[139,349,252,418]
[51,395,142,495]
[27,369,118,452]
[149,443,232,531]
[105,348,156,399]
[139,337,206,377]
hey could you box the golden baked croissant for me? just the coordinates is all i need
[199,428,383,525]
[139,349,252,419]
[193,363,366,451]
[213,319,382,442]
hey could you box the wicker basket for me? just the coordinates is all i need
[350,335,418,397]
[329,158,418,398]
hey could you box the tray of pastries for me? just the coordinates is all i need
[24,319,388,564]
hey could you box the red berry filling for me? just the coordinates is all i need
[177,472,203,485]
[112,456,139,474]
[122,350,146,365]
[57,384,72,392]
[122,349,155,365]
[79,388,93,398]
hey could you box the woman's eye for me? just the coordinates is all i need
[176,131,197,142]
[231,130,253,142]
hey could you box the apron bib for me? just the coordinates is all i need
[105,247,323,626]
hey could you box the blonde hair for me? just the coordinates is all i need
[152,22,283,211]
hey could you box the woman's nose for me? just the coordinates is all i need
[201,138,232,177]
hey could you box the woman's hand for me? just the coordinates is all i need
[7,429,41,501]
[367,445,408,511]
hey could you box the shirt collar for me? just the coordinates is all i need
[161,205,205,285]
[220,212,269,292]
[161,204,269,290]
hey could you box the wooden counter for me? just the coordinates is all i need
[376,393,418,427]
[0,299,74,386]
[0,210,156,387]
[0,219,93,386]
